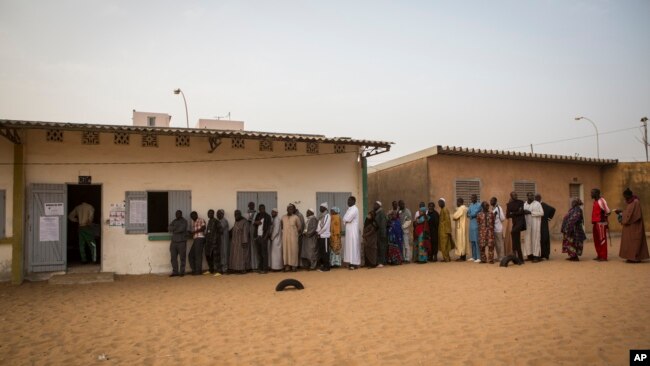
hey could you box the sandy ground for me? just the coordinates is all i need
[0,238,648,366]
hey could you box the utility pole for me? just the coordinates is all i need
[642,117,648,162]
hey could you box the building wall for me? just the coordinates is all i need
[0,137,14,280]
[368,158,428,212]
[132,111,171,127]
[427,155,604,236]
[13,129,361,275]
[602,162,650,233]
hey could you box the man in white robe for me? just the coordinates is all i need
[452,198,469,261]
[270,208,283,271]
[523,192,544,262]
[343,196,360,270]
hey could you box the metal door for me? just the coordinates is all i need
[30,184,66,272]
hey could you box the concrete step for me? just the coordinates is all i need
[49,272,115,285]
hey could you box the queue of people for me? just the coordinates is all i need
[167,188,648,277]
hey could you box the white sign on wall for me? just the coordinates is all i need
[39,216,60,242]
[44,203,65,216]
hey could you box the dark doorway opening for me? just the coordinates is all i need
[67,184,102,266]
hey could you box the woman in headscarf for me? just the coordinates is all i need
[363,210,379,267]
[387,212,404,265]
[561,198,587,261]
[329,207,343,267]
[413,206,431,263]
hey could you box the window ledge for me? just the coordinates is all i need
[148,233,172,241]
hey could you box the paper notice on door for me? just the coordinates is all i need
[129,200,147,224]
[44,202,65,216]
[39,216,59,242]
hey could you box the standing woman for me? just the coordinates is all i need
[476,201,496,263]
[561,199,587,261]
[329,207,343,268]
[387,212,404,265]
[363,210,379,267]
[413,206,431,263]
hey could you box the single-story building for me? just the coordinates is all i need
[368,145,644,239]
[0,116,391,283]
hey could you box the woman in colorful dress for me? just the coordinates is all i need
[387,212,404,265]
[413,206,431,263]
[329,207,343,267]
[363,210,379,267]
[476,201,496,263]
[561,198,587,261]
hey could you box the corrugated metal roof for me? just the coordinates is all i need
[0,119,393,148]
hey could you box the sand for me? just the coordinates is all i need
[0,238,648,366]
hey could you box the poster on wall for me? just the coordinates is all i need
[39,216,59,242]
[109,203,126,227]
[129,200,147,224]
[44,203,64,216]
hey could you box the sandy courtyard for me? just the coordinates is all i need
[1,239,648,366]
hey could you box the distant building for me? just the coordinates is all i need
[0,117,390,282]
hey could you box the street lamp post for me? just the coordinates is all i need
[642,116,648,162]
[574,116,600,159]
[174,88,189,128]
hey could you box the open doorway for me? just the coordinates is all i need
[67,184,102,269]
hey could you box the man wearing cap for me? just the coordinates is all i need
[282,204,302,272]
[302,208,319,270]
[316,203,331,272]
[374,201,388,268]
[270,208,283,271]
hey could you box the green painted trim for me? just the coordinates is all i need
[362,157,368,219]
[0,237,12,245]
[148,233,172,241]
[12,144,24,285]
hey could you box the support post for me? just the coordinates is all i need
[12,143,24,285]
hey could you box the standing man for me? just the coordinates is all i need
[507,192,526,264]
[438,199,453,262]
[616,188,649,263]
[452,197,469,261]
[590,188,611,261]
[229,210,250,274]
[68,198,97,264]
[282,204,301,272]
[316,203,331,272]
[536,194,556,260]
[343,196,361,270]
[295,207,306,268]
[374,201,388,268]
[524,193,544,262]
[490,197,506,261]
[188,211,207,275]
[270,208,283,271]
[398,200,413,263]
[388,201,399,217]
[426,202,440,262]
[302,209,319,270]
[253,204,272,274]
[246,202,258,270]
[217,209,230,274]
[204,209,223,275]
[168,210,188,277]
[468,194,482,263]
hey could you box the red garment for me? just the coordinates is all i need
[592,198,609,224]
[593,222,608,259]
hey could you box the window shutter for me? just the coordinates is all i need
[168,190,192,223]
[513,181,536,200]
[125,191,147,234]
[455,179,481,204]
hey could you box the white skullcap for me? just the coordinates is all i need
[376,201,382,206]
[439,198,446,202]
[320,202,328,209]
[271,208,278,212]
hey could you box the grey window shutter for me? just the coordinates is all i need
[514,181,536,200]
[125,191,147,234]
[237,192,258,212]
[455,179,481,204]
[168,190,192,222]
[257,192,278,212]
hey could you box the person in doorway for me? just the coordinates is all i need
[68,199,96,264]
[536,194,556,260]
[524,192,544,263]
[270,208,284,271]
[615,188,649,263]
[343,196,361,270]
[229,210,250,274]
[168,210,188,277]
[316,203,331,272]
[204,209,223,275]
[438,198,453,262]
[217,209,230,274]
[590,188,611,261]
[301,209,319,270]
[253,204,272,274]
[188,211,207,275]
[490,197,506,260]
[507,192,526,264]
[282,204,301,272]
[452,198,469,261]
[468,194,482,263]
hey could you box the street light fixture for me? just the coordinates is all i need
[174,88,189,128]
[574,116,600,159]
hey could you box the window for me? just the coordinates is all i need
[569,183,583,207]
[316,192,352,218]
[236,192,278,213]
[455,179,480,204]
[147,116,156,127]
[125,190,191,234]
[513,181,536,200]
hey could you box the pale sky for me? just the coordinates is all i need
[1,0,648,164]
